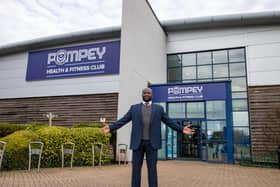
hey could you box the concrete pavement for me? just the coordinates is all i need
[0,161,279,187]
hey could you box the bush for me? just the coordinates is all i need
[0,123,27,138]
[0,126,112,170]
[0,130,39,170]
[36,126,111,168]
[73,122,104,128]
[67,127,111,166]
[35,126,69,168]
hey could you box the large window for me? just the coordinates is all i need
[167,47,250,162]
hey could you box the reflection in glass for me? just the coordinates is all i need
[187,102,204,118]
[213,64,228,78]
[207,121,226,140]
[230,63,246,77]
[167,55,181,67]
[158,140,166,159]
[168,68,182,81]
[183,66,196,80]
[234,127,250,144]
[232,99,248,111]
[229,48,245,62]
[213,50,228,64]
[168,103,186,118]
[198,65,212,79]
[234,144,250,160]
[233,111,249,126]
[207,142,227,161]
[206,101,226,119]
[232,92,247,98]
[231,77,247,91]
[197,52,211,65]
[201,121,207,160]
[182,53,196,66]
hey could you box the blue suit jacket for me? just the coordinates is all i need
[109,103,184,150]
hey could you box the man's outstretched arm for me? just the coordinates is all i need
[101,106,132,134]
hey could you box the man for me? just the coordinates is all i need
[101,88,193,187]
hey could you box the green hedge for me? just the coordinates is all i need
[0,126,111,170]
[73,122,104,128]
[0,123,27,138]
[0,122,48,138]
[1,130,39,170]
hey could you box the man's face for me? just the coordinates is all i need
[142,89,152,102]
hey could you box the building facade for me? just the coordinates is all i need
[0,0,280,163]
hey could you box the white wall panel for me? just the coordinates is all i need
[117,0,167,161]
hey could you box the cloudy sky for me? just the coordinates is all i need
[0,0,280,46]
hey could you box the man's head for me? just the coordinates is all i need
[142,88,153,102]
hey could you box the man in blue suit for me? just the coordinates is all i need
[101,88,193,187]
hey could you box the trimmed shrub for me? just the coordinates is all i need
[0,130,39,170]
[67,127,111,166]
[35,126,111,168]
[73,122,104,128]
[35,126,69,168]
[0,123,27,138]
[0,126,111,170]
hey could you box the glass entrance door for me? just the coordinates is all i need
[177,120,202,160]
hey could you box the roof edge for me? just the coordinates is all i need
[162,11,280,31]
[0,26,121,56]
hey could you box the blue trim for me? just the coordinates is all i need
[226,81,234,163]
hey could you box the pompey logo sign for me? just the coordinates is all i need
[26,41,120,81]
[151,82,228,102]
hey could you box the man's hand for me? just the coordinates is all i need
[100,122,110,134]
[183,125,195,135]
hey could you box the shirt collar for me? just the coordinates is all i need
[142,101,152,106]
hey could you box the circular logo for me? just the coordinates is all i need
[55,50,67,65]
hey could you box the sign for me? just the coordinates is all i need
[26,41,120,81]
[150,82,227,102]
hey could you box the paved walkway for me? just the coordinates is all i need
[0,161,279,187]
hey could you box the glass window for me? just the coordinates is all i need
[232,92,247,99]
[168,103,186,118]
[158,140,166,159]
[197,52,211,65]
[234,127,250,144]
[197,65,212,79]
[213,50,228,64]
[187,102,204,118]
[168,68,181,81]
[234,144,250,160]
[233,111,249,127]
[206,101,226,119]
[213,64,228,78]
[207,142,227,161]
[232,99,248,111]
[167,55,181,67]
[231,77,247,92]
[207,121,226,140]
[182,53,196,66]
[182,66,196,80]
[229,48,245,62]
[230,63,246,77]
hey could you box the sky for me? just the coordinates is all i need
[0,0,280,47]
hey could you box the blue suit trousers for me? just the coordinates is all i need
[131,140,158,187]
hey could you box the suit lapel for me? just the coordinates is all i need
[137,103,142,126]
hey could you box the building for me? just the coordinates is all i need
[0,0,280,163]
